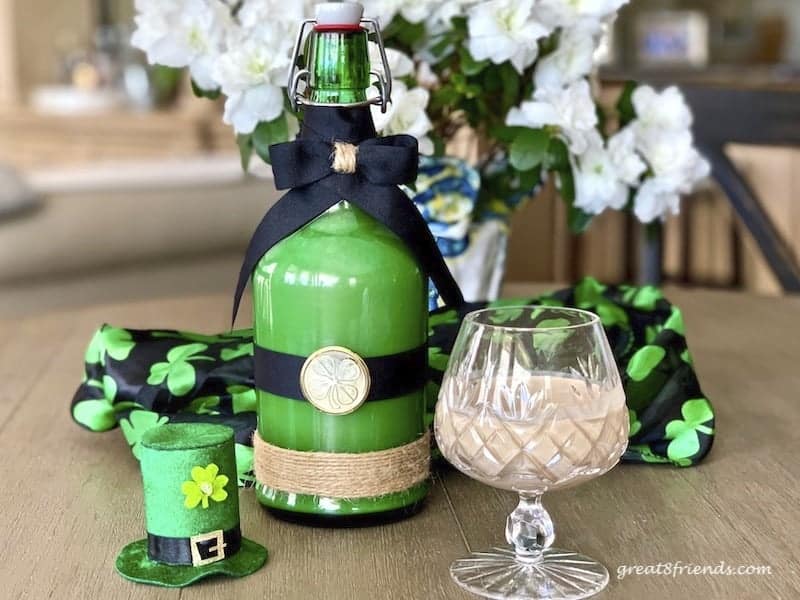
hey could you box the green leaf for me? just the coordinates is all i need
[186,395,220,415]
[680,398,714,427]
[85,330,105,365]
[567,205,593,234]
[556,165,575,204]
[628,409,642,437]
[626,345,666,382]
[428,347,450,372]
[451,16,468,35]
[166,360,196,396]
[498,63,521,112]
[252,115,290,164]
[428,33,454,59]
[509,128,550,172]
[101,327,136,361]
[229,385,257,413]
[490,125,526,143]
[221,343,253,362]
[532,318,573,355]
[616,80,638,127]
[428,309,457,335]
[666,430,700,465]
[146,362,170,386]
[150,65,183,106]
[596,301,629,328]
[631,286,664,312]
[459,47,489,75]
[166,343,208,363]
[120,411,169,459]
[429,85,461,112]
[663,398,714,466]
[382,15,426,49]
[629,444,670,464]
[489,307,525,324]
[518,167,543,193]
[663,307,685,335]
[574,277,607,306]
[102,375,118,402]
[190,79,221,100]
[237,134,253,171]
[545,138,570,171]
[73,400,117,432]
[235,443,255,486]
[681,349,693,365]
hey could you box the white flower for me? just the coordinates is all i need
[626,84,710,222]
[213,23,292,133]
[573,142,629,215]
[416,61,440,89]
[400,0,439,24]
[534,21,602,90]
[372,81,434,154]
[369,42,414,79]
[637,130,709,190]
[633,177,681,223]
[432,1,476,27]
[362,0,435,25]
[237,0,307,29]
[506,79,598,153]
[632,130,710,222]
[632,85,693,137]
[534,0,629,29]
[607,127,646,185]
[132,0,232,91]
[467,0,551,73]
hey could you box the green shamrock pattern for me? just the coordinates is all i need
[120,410,170,459]
[71,278,715,485]
[85,325,137,365]
[146,343,214,397]
[665,399,714,466]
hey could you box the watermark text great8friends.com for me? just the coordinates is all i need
[617,561,772,580]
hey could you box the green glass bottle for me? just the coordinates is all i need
[252,3,429,523]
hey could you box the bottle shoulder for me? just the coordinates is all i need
[254,201,424,279]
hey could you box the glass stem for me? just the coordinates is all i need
[505,493,555,563]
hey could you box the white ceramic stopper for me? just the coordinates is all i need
[315,2,364,26]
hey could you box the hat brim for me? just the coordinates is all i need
[115,537,267,587]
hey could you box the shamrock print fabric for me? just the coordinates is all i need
[71,279,714,486]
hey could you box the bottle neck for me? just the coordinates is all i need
[306,28,370,106]
[299,105,376,144]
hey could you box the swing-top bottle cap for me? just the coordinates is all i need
[315,2,364,28]
[289,2,391,112]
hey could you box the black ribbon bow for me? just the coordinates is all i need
[232,106,464,323]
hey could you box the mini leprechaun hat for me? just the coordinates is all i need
[116,423,267,587]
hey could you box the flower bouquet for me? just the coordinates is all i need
[132,0,709,300]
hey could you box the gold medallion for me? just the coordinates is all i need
[300,346,371,415]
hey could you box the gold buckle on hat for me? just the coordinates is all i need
[189,529,227,567]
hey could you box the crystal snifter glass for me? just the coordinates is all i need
[435,307,629,600]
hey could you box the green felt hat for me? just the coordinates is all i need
[116,423,267,587]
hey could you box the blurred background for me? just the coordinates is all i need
[2,0,800,319]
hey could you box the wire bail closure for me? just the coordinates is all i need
[287,18,392,113]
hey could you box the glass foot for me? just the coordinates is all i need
[450,547,609,600]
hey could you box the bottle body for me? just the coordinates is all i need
[252,200,429,518]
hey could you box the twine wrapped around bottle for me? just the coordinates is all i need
[253,431,431,498]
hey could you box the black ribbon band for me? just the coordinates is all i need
[232,106,464,325]
[147,526,241,566]
[254,344,427,402]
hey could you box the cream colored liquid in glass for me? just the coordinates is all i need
[435,374,628,493]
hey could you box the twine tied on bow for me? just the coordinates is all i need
[331,141,359,174]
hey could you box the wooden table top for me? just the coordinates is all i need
[1,286,798,599]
